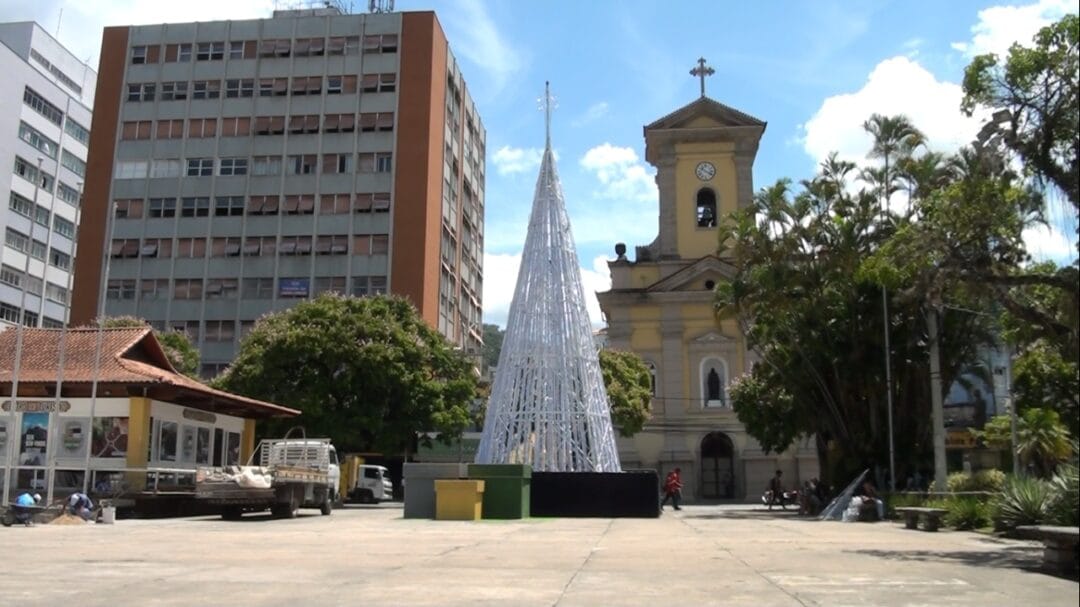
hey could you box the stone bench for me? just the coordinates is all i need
[1015,525,1079,573]
[895,506,947,532]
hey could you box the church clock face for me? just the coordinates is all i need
[695,161,716,181]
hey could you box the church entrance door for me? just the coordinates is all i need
[700,432,735,498]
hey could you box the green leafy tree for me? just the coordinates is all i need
[975,408,1073,477]
[597,349,652,437]
[481,323,505,372]
[215,294,478,454]
[962,13,1079,211]
[94,315,200,378]
[1012,339,1079,435]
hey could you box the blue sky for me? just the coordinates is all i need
[5,0,1077,328]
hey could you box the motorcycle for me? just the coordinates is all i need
[761,489,799,509]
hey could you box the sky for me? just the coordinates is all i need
[2,0,1077,329]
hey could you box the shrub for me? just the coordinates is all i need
[946,472,970,493]
[990,475,1051,530]
[1047,464,1079,526]
[944,495,990,530]
[970,469,1006,492]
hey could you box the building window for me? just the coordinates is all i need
[319,194,351,215]
[246,196,279,216]
[258,77,289,97]
[220,117,251,137]
[288,115,320,134]
[61,151,86,178]
[254,116,285,135]
[23,87,64,125]
[110,238,140,258]
[288,155,317,175]
[173,279,204,299]
[44,280,69,300]
[148,198,176,218]
[150,159,182,178]
[214,196,245,216]
[175,238,207,258]
[180,197,210,217]
[49,247,71,270]
[192,80,221,99]
[160,81,189,100]
[228,40,256,60]
[252,156,282,176]
[13,156,54,190]
[321,153,354,174]
[353,192,391,213]
[206,279,239,299]
[57,183,80,207]
[225,78,254,98]
[351,275,387,296]
[696,188,717,228]
[258,39,291,58]
[115,199,144,218]
[323,114,355,133]
[114,160,147,180]
[211,237,242,257]
[155,119,185,139]
[18,121,59,158]
[242,236,275,256]
[291,76,322,95]
[106,279,137,300]
[283,195,315,215]
[292,37,325,57]
[188,119,217,138]
[359,112,394,132]
[358,153,392,173]
[313,276,346,295]
[242,277,274,299]
[140,278,170,300]
[126,82,155,102]
[315,235,349,255]
[203,320,235,341]
[8,192,34,219]
[360,73,396,93]
[218,158,248,176]
[186,158,214,176]
[325,75,358,95]
[363,34,398,53]
[53,215,75,239]
[196,41,225,61]
[164,43,193,62]
[278,235,312,255]
[131,45,148,64]
[140,238,171,258]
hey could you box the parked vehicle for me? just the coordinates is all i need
[195,429,340,520]
[339,455,394,503]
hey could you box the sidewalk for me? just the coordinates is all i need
[0,504,1074,606]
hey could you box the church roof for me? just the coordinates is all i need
[645,96,766,132]
[0,327,299,418]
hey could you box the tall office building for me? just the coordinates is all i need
[0,22,95,330]
[70,8,486,377]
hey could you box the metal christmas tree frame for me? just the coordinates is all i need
[476,84,622,472]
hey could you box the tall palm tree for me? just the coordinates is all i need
[897,151,951,211]
[862,114,926,490]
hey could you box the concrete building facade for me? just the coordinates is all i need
[70,9,485,377]
[0,22,95,330]
[597,96,819,502]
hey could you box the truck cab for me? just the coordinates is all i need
[340,457,393,503]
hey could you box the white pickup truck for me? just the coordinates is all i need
[195,436,340,520]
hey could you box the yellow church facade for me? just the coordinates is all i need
[597,96,819,501]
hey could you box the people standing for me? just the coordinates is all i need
[766,470,785,510]
[660,468,683,511]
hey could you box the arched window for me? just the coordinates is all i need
[700,357,727,407]
[696,188,717,228]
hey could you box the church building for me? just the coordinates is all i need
[597,70,818,501]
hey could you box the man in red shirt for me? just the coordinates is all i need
[660,467,683,511]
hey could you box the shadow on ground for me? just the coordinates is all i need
[850,545,1079,582]
[684,508,817,522]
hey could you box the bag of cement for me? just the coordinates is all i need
[236,467,272,489]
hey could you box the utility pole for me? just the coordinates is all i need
[927,304,947,491]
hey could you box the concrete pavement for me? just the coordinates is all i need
[1,504,1075,606]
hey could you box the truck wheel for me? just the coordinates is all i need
[320,496,332,516]
[221,506,243,521]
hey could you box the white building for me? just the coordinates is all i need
[0,22,95,330]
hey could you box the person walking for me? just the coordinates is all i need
[660,468,683,511]
[766,470,786,511]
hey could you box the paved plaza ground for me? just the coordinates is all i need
[2,503,1076,606]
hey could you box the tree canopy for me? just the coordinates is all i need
[214,294,478,454]
[598,349,653,437]
[94,315,200,378]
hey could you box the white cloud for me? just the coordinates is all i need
[580,143,657,202]
[572,102,609,127]
[481,252,611,329]
[951,0,1075,58]
[438,0,523,94]
[490,146,544,176]
[1023,224,1077,263]
[800,56,986,167]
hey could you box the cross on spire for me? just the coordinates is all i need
[690,57,715,98]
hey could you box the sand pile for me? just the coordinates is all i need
[49,513,88,525]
